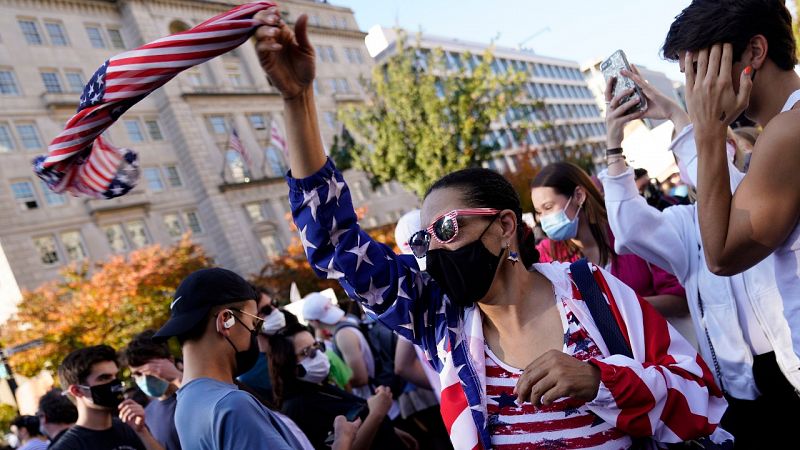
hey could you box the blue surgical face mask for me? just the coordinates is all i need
[134,374,170,398]
[540,196,581,241]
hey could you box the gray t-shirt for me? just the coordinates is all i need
[175,378,301,450]
[144,394,181,450]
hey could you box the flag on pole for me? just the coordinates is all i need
[228,127,251,168]
[34,1,276,199]
[270,119,288,160]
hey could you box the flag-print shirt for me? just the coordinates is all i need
[287,158,731,450]
[484,297,631,449]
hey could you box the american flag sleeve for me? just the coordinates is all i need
[287,159,447,352]
[584,266,731,445]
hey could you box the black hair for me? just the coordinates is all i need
[37,389,78,425]
[11,415,42,437]
[58,345,118,387]
[266,322,312,408]
[663,0,797,70]
[123,330,173,368]
[425,167,539,267]
[633,168,649,180]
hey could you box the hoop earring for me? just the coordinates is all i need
[506,242,520,266]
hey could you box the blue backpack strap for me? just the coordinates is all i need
[569,258,633,359]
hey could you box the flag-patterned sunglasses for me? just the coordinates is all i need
[408,208,500,258]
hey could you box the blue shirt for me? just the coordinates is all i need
[175,378,300,450]
[144,393,181,450]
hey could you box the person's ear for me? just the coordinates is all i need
[68,384,84,398]
[746,35,768,70]
[573,186,587,209]
[498,210,517,242]
[216,309,235,335]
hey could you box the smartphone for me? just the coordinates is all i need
[600,49,647,113]
[323,406,369,447]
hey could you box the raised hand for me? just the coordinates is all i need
[366,385,393,418]
[138,358,182,386]
[513,350,600,406]
[685,43,753,135]
[118,399,147,433]
[332,416,362,450]
[621,65,687,126]
[604,77,645,149]
[253,7,316,99]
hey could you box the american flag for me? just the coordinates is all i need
[33,1,275,199]
[228,127,251,167]
[270,118,288,159]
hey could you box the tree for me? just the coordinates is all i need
[253,211,398,304]
[0,236,211,378]
[338,31,528,198]
[501,148,541,214]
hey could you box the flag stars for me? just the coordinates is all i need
[299,225,317,254]
[346,234,373,272]
[359,277,389,306]
[325,176,345,205]
[301,189,321,222]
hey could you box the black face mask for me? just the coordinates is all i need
[426,218,504,307]
[226,320,261,377]
[81,379,125,409]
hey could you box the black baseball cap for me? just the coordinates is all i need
[153,268,258,342]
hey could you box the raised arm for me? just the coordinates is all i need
[252,11,448,354]
[687,44,800,275]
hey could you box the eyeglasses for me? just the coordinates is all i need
[231,308,265,334]
[408,208,500,258]
[297,341,326,359]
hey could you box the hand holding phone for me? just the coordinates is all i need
[601,50,647,114]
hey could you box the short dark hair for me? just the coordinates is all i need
[663,0,797,70]
[123,330,172,368]
[633,168,649,180]
[37,389,78,425]
[427,167,539,267]
[11,415,42,437]
[58,345,118,387]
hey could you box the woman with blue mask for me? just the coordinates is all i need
[531,163,694,345]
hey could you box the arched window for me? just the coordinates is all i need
[226,150,250,182]
[169,20,190,34]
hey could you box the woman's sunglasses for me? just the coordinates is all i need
[407,208,500,258]
[297,341,326,359]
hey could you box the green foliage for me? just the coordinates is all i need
[338,31,529,198]
[0,403,16,435]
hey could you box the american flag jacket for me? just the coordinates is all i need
[288,159,731,449]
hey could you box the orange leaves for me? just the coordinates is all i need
[0,235,211,378]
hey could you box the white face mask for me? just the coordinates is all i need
[261,308,286,336]
[298,351,331,384]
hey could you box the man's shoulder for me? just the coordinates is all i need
[760,110,800,156]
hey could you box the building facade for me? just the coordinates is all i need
[365,27,609,174]
[0,0,418,309]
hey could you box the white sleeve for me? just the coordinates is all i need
[670,124,745,191]
[599,167,692,283]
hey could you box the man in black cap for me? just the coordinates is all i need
[154,267,358,450]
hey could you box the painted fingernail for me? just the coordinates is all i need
[744,66,752,76]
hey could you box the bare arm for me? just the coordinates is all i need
[687,45,800,274]
[394,338,431,389]
[336,329,369,387]
[643,295,689,317]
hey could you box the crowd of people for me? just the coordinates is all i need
[5,0,800,448]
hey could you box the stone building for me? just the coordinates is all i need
[0,0,418,317]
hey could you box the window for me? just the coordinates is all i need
[16,124,42,149]
[0,70,20,96]
[226,151,250,182]
[319,46,337,63]
[338,17,348,29]
[337,78,350,93]
[44,22,68,46]
[345,48,364,64]
[265,147,287,176]
[164,165,182,187]
[163,213,183,238]
[12,180,38,210]
[19,20,43,45]
[124,120,145,142]
[309,15,320,26]
[64,71,85,93]
[60,231,87,261]
[107,28,125,49]
[125,220,150,249]
[145,120,163,140]
[248,114,266,131]
[183,211,203,234]
[85,26,105,48]
[143,167,164,191]
[102,224,127,252]
[323,112,337,130]
[0,123,14,152]
[185,68,204,86]
[245,202,264,222]
[40,71,63,93]
[260,235,282,258]
[226,65,243,86]
[33,236,59,264]
[208,116,228,134]
[40,180,65,206]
